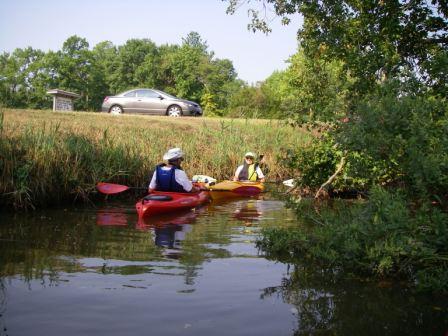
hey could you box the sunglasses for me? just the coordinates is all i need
[245,156,254,160]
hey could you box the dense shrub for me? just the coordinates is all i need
[266,83,448,292]
[258,186,448,292]
[286,85,448,202]
[339,85,448,200]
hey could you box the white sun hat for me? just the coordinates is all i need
[163,148,185,161]
[244,152,256,158]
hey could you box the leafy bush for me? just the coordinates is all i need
[338,85,448,200]
[258,186,448,292]
[284,131,384,192]
[267,82,448,293]
[285,84,448,200]
[284,132,341,189]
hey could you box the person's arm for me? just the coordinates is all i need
[148,171,157,192]
[256,166,265,182]
[190,184,200,192]
[233,165,242,181]
[175,170,194,192]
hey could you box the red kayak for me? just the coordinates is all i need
[136,190,210,217]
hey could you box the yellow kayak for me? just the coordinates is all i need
[207,180,264,200]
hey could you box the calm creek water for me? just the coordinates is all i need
[0,191,447,336]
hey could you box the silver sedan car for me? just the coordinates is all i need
[101,88,202,117]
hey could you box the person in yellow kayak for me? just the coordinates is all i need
[233,152,265,182]
[149,148,200,193]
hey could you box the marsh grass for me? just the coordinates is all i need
[1,109,310,209]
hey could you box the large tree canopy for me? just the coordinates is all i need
[226,0,447,95]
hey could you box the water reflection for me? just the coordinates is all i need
[261,264,448,335]
[232,199,263,224]
[96,209,129,226]
[1,198,447,336]
[154,224,192,251]
[136,210,199,260]
[136,209,200,229]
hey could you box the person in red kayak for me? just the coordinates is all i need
[149,148,199,193]
[233,151,265,182]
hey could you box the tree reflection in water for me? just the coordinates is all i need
[260,264,448,335]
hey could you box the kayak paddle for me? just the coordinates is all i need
[96,182,147,195]
[97,182,206,195]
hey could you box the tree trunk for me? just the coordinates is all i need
[315,155,346,199]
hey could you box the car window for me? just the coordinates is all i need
[136,90,159,98]
[123,91,136,97]
[155,90,176,99]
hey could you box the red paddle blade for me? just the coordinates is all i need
[96,182,130,194]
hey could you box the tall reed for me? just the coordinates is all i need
[0,109,311,209]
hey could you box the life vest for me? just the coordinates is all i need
[155,164,187,192]
[238,162,258,181]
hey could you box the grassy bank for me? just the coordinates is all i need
[0,108,310,209]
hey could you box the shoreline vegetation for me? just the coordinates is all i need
[256,91,448,294]
[0,108,310,210]
[2,107,447,294]
[258,191,448,293]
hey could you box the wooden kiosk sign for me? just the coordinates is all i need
[47,89,80,111]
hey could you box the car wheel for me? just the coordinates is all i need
[109,105,123,115]
[167,105,182,117]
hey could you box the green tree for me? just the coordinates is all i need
[112,38,159,93]
[156,44,180,91]
[226,0,448,97]
[0,47,45,108]
[226,84,268,118]
[226,0,448,196]
[0,51,20,107]
[169,35,208,101]
[30,50,64,109]
[282,50,352,123]
[182,31,209,53]
[259,70,296,119]
[225,73,287,119]
[56,35,107,110]
[92,41,118,94]
[198,58,238,115]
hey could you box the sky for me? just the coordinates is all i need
[0,0,302,84]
